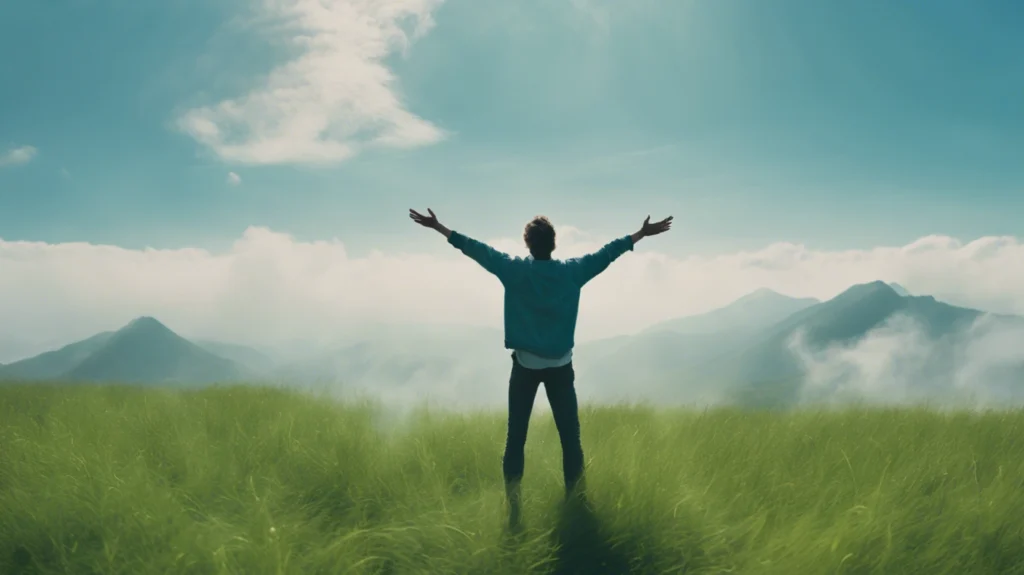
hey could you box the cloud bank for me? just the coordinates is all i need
[791,313,1024,409]
[1,227,1023,356]
[178,0,445,165]
[0,145,38,167]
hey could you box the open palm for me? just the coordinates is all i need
[409,208,440,229]
[641,215,673,237]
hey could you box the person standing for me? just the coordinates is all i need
[409,208,673,525]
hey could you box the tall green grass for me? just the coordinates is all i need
[2,383,1023,574]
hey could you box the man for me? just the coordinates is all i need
[408,208,673,524]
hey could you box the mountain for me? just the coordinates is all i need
[0,337,78,364]
[577,281,1023,407]
[0,332,114,380]
[721,281,997,406]
[65,317,246,385]
[643,288,820,336]
[575,289,821,403]
[2,282,1018,407]
[0,317,248,385]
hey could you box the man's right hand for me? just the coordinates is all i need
[641,215,673,237]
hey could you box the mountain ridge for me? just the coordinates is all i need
[0,331,115,380]
[0,317,247,385]
[2,281,1020,408]
[66,316,247,385]
[721,281,999,407]
[642,287,820,336]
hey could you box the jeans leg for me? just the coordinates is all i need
[503,360,540,486]
[543,363,585,494]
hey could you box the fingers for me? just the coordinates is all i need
[643,215,673,226]
[648,215,673,235]
[409,209,430,226]
[409,208,437,221]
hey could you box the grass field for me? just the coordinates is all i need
[2,383,1024,574]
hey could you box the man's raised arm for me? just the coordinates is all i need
[569,215,673,286]
[409,208,515,282]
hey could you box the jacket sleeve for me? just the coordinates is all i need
[448,230,517,283]
[566,235,634,287]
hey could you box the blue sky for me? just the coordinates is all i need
[1,0,1022,257]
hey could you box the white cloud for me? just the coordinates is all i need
[1,227,1024,353]
[0,145,38,167]
[227,172,242,186]
[791,312,1024,409]
[178,0,446,165]
[791,315,939,405]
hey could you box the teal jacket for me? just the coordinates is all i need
[448,231,634,358]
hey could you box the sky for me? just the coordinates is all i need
[1,0,1023,352]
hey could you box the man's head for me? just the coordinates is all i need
[524,216,556,260]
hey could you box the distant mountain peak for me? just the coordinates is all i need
[64,316,244,384]
[641,287,820,336]
[739,287,784,300]
[120,316,174,335]
[888,282,911,296]
[836,280,899,299]
[97,317,178,350]
[735,287,815,304]
[126,316,164,328]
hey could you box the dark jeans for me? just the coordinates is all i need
[502,353,585,493]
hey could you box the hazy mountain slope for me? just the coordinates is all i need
[577,281,1021,407]
[643,288,820,336]
[0,331,114,380]
[195,340,276,373]
[889,283,911,296]
[722,282,990,407]
[269,325,511,405]
[0,337,79,364]
[65,317,246,385]
[576,289,820,403]
[574,330,742,403]
[2,283,1017,407]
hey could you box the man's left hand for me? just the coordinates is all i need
[409,208,441,229]
[409,208,453,238]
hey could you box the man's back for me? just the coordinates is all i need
[447,231,634,358]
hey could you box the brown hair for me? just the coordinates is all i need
[523,216,556,260]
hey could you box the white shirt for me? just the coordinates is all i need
[514,348,573,370]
